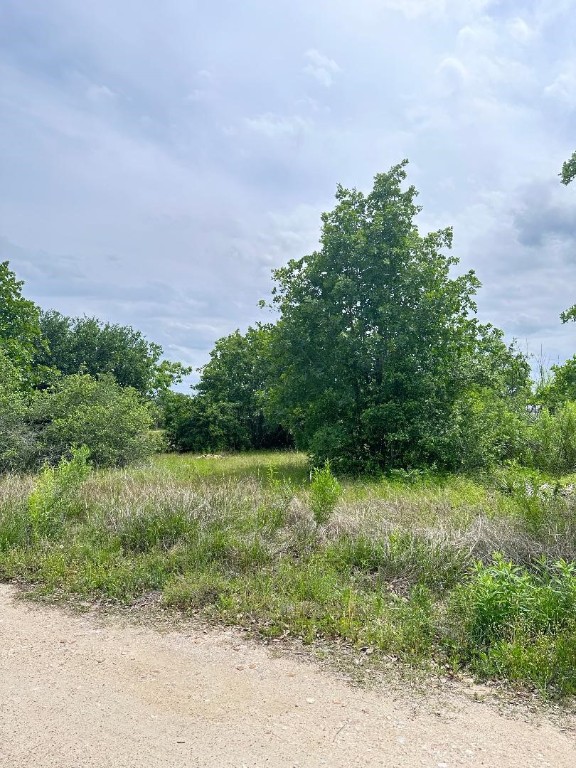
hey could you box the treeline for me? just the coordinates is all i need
[164,158,576,474]
[0,261,189,470]
[3,156,576,474]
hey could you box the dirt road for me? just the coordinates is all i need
[0,584,574,767]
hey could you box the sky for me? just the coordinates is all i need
[1,0,575,387]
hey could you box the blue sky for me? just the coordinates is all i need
[1,0,575,384]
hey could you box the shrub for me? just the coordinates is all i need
[445,388,529,471]
[31,373,157,467]
[446,555,576,693]
[27,445,91,540]
[0,350,38,472]
[309,461,342,524]
[528,402,576,474]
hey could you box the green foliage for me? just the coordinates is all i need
[537,356,576,409]
[27,446,91,540]
[35,311,190,396]
[2,451,576,696]
[166,324,290,453]
[116,509,196,554]
[528,402,576,474]
[446,555,576,694]
[0,349,38,472]
[162,391,253,452]
[309,461,342,524]
[0,261,43,385]
[326,532,469,592]
[444,387,530,470]
[561,150,576,186]
[31,373,158,467]
[268,161,530,472]
[163,570,232,609]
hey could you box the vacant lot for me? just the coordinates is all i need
[1,451,576,698]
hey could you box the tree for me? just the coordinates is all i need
[537,355,576,410]
[0,261,42,386]
[35,311,190,396]
[162,391,252,452]
[194,325,290,450]
[268,161,529,472]
[162,325,290,453]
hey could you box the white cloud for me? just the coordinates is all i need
[507,17,536,43]
[435,57,468,97]
[303,49,341,87]
[376,0,492,20]
[544,66,576,107]
[244,113,311,138]
[85,84,117,102]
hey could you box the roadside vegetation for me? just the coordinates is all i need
[1,450,575,698]
[1,155,576,699]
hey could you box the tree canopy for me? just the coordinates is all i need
[163,324,290,452]
[267,161,529,471]
[35,311,189,396]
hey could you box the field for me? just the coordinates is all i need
[1,450,576,698]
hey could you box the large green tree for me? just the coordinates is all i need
[268,161,529,471]
[36,311,189,396]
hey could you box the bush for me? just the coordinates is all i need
[309,461,342,524]
[528,402,576,474]
[27,446,91,540]
[445,388,529,471]
[0,388,37,472]
[0,349,38,472]
[446,555,576,694]
[31,374,157,467]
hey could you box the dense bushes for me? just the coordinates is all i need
[0,261,170,471]
[0,372,157,470]
[31,374,158,467]
[162,325,291,453]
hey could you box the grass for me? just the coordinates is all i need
[0,450,575,699]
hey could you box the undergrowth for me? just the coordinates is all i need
[0,451,575,699]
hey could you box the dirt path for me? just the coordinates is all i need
[0,585,574,768]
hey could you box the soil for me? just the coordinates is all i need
[1,584,574,767]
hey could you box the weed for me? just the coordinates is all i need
[27,445,91,540]
[309,461,342,524]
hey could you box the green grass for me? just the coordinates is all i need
[1,451,575,698]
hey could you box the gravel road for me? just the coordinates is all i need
[1,584,574,767]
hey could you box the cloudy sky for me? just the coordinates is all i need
[1,0,575,385]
